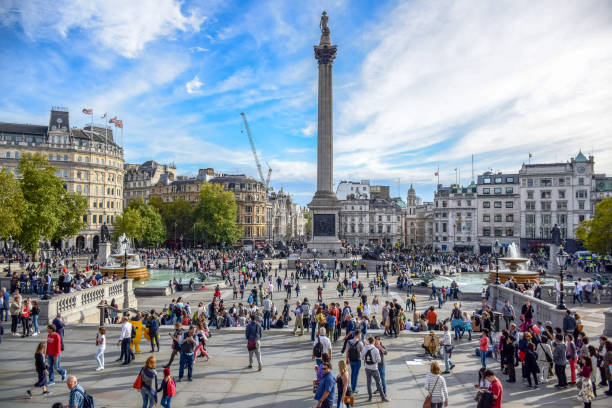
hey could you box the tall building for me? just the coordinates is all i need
[336,180,370,200]
[266,189,307,243]
[592,174,612,212]
[148,168,222,204]
[124,160,177,207]
[415,201,434,248]
[476,172,520,253]
[210,175,267,246]
[433,183,477,252]
[0,107,124,250]
[519,152,595,253]
[405,184,418,246]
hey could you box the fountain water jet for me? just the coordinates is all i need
[100,234,149,280]
[487,242,540,284]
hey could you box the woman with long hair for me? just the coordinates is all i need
[424,361,448,408]
[26,342,50,398]
[336,360,350,408]
[139,356,158,408]
[577,354,595,408]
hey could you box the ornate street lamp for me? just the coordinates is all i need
[555,244,568,310]
[6,236,14,277]
[122,236,129,280]
[493,239,501,285]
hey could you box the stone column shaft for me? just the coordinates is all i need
[317,63,333,193]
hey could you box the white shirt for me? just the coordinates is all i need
[97,334,106,350]
[314,335,332,357]
[119,321,133,340]
[361,344,381,369]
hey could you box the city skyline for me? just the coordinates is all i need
[1,0,612,205]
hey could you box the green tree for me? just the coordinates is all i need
[0,168,25,239]
[17,153,86,254]
[193,183,241,246]
[164,199,194,243]
[114,199,166,247]
[576,197,612,255]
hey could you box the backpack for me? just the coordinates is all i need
[313,338,323,358]
[364,348,375,365]
[75,388,95,408]
[301,303,310,316]
[348,341,360,362]
[166,378,176,397]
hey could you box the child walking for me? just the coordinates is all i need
[158,366,176,408]
[96,326,106,371]
[26,342,50,398]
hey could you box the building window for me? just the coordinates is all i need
[483,188,490,194]
[579,177,584,186]
[559,178,565,186]
[483,178,491,184]
[466,200,471,206]
[541,190,552,199]
[442,223,447,233]
[494,201,502,208]
[527,179,533,187]
[578,200,585,210]
[526,214,535,224]
[557,201,567,210]
[506,187,513,194]
[483,227,491,236]
[442,201,447,208]
[83,215,87,223]
[495,177,502,183]
[506,177,514,183]
[541,201,551,210]
[541,178,552,186]
[506,214,513,222]
[494,228,502,237]
[526,226,535,238]
[541,214,552,225]
[494,188,502,194]
[525,201,535,210]
[483,201,490,208]
[559,190,565,199]
[557,214,567,225]
[506,228,514,236]
[77,156,82,162]
[576,190,588,198]
[494,214,502,222]
[505,201,513,208]
[246,206,253,213]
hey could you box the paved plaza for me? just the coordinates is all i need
[0,272,610,408]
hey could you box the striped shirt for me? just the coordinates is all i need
[424,373,448,404]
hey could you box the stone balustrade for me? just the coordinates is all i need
[38,279,137,325]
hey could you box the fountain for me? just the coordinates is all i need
[487,242,540,284]
[100,234,150,280]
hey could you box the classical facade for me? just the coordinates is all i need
[0,107,124,250]
[210,175,267,246]
[149,177,205,203]
[476,172,520,253]
[433,183,477,252]
[336,180,370,200]
[592,174,612,212]
[415,201,435,248]
[124,160,177,207]
[338,196,404,247]
[519,152,595,253]
[265,189,306,243]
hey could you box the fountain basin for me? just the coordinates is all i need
[100,266,150,280]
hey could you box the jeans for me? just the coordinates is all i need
[32,315,39,333]
[349,360,361,392]
[141,388,155,408]
[443,346,452,372]
[161,396,173,408]
[263,311,271,330]
[150,332,159,351]
[1,307,8,321]
[179,352,194,380]
[555,363,567,386]
[21,315,30,335]
[11,314,19,333]
[378,364,387,395]
[96,348,105,368]
[481,350,487,367]
[46,354,66,383]
[311,322,316,341]
[454,326,461,340]
[121,338,133,363]
[365,368,386,400]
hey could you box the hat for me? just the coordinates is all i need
[163,367,171,376]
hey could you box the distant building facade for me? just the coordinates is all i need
[266,189,307,243]
[433,183,477,252]
[0,107,124,250]
[124,160,177,207]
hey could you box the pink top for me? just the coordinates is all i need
[480,336,489,351]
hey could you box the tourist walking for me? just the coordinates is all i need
[147,310,160,352]
[537,337,553,383]
[66,375,91,408]
[479,329,490,368]
[164,323,183,368]
[565,333,578,384]
[46,324,66,386]
[345,331,363,394]
[336,360,350,408]
[314,361,336,408]
[31,300,40,335]
[157,367,176,408]
[485,369,503,408]
[501,300,515,330]
[441,326,454,373]
[26,342,50,398]
[138,356,158,408]
[117,316,134,365]
[424,361,448,408]
[362,336,389,402]
[177,326,196,381]
[374,336,387,396]
[313,327,332,366]
[523,343,540,388]
[246,315,263,371]
[95,326,105,371]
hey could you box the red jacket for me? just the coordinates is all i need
[46,332,62,356]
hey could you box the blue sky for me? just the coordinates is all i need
[1,0,612,205]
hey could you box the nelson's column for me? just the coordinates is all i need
[307,11,343,255]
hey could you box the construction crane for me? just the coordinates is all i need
[240,112,272,190]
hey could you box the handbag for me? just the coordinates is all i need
[247,339,257,351]
[423,375,440,408]
[343,395,355,404]
[132,370,143,389]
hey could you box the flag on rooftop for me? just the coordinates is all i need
[82,108,92,115]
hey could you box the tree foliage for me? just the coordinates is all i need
[114,198,166,247]
[192,183,241,246]
[16,153,87,254]
[576,197,612,255]
[0,168,25,240]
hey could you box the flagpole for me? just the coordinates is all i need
[437,164,439,186]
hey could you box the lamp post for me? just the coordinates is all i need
[122,236,129,280]
[493,239,500,285]
[42,245,51,300]
[6,236,14,277]
[555,244,568,310]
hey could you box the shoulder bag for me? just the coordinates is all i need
[423,375,440,408]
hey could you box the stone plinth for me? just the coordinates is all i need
[97,241,111,265]
[604,309,612,337]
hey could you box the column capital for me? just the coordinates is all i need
[314,45,337,65]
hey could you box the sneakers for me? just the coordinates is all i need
[61,373,66,381]
[248,365,253,369]
[96,367,104,371]
[42,390,50,395]
[32,332,38,336]
[47,382,55,386]
[26,390,32,398]
[258,365,262,371]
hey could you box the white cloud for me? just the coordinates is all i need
[335,0,612,180]
[190,46,209,53]
[185,75,203,94]
[2,0,205,58]
[283,147,314,154]
[301,122,316,137]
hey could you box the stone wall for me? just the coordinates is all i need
[38,279,137,325]
[488,284,568,329]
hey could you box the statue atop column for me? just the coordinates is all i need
[319,11,331,46]
[100,223,110,243]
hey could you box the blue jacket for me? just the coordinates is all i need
[245,321,262,341]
